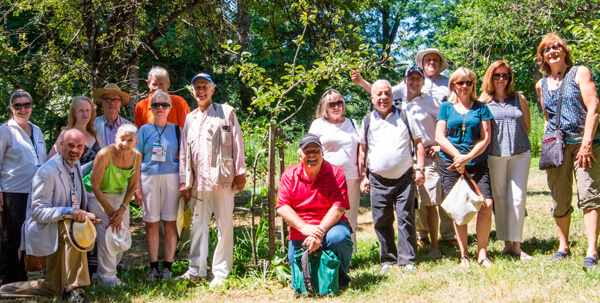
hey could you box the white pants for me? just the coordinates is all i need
[488,151,531,242]
[346,179,361,254]
[188,188,234,278]
[87,192,130,281]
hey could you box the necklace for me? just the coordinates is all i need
[461,113,467,136]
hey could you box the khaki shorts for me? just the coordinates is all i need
[547,143,600,218]
[416,156,442,207]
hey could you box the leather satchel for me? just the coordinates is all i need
[539,67,571,170]
[24,253,46,272]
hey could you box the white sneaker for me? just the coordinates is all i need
[209,276,226,288]
[174,271,203,282]
[98,276,125,287]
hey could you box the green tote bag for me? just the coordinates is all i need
[293,247,340,297]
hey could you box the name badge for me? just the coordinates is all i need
[152,143,167,162]
[71,189,80,209]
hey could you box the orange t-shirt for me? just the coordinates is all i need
[134,93,190,129]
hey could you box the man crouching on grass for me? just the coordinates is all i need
[276,133,353,290]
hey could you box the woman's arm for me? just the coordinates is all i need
[109,150,142,231]
[90,147,115,216]
[536,80,549,134]
[575,66,600,168]
[96,133,104,149]
[47,131,65,159]
[453,120,492,166]
[519,93,531,135]
[435,120,461,159]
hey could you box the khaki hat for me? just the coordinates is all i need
[64,216,97,252]
[92,83,131,105]
[416,48,449,74]
[105,223,132,256]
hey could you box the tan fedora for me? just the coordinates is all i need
[64,216,97,252]
[92,83,131,105]
[416,48,449,74]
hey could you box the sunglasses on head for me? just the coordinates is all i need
[12,102,32,110]
[492,73,511,80]
[151,102,171,109]
[454,81,473,87]
[542,44,562,54]
[327,100,344,108]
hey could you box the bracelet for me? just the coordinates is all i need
[119,204,127,211]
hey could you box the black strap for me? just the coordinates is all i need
[397,104,415,157]
[363,113,371,178]
[301,249,315,294]
[175,125,181,158]
[554,66,573,129]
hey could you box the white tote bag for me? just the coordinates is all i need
[441,175,485,226]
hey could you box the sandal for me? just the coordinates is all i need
[549,250,571,262]
[478,257,492,268]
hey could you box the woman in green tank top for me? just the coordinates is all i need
[87,124,141,287]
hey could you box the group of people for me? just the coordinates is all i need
[278,33,600,287]
[0,32,598,300]
[0,67,246,302]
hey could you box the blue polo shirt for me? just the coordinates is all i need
[136,123,181,175]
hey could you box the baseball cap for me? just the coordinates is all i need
[298,133,322,150]
[190,73,214,85]
[405,66,425,78]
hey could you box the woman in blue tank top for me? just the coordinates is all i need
[535,33,600,270]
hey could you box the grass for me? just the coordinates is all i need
[25,159,600,302]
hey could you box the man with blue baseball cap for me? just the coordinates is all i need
[176,73,246,288]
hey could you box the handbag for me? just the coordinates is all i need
[441,172,485,226]
[539,67,571,170]
[24,253,46,272]
[293,247,340,297]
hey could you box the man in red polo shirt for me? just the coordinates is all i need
[276,133,353,289]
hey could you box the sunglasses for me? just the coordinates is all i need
[542,44,562,54]
[103,98,122,103]
[454,81,473,87]
[12,102,33,110]
[151,102,171,109]
[492,73,511,80]
[327,100,344,108]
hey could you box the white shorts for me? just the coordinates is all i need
[141,173,180,222]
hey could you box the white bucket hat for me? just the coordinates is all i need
[416,48,449,74]
[105,223,132,256]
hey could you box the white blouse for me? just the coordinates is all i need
[309,117,360,180]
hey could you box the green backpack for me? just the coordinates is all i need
[293,247,340,297]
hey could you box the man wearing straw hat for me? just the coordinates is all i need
[0,129,96,302]
[93,83,135,146]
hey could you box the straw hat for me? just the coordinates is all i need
[105,223,132,256]
[64,216,97,252]
[92,83,131,105]
[416,48,449,74]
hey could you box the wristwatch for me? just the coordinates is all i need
[415,167,425,173]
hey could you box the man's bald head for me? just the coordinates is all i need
[61,129,86,167]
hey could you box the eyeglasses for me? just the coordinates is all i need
[12,102,33,110]
[327,100,344,108]
[454,81,473,87]
[103,98,122,103]
[151,102,172,109]
[542,44,562,54]
[492,73,510,80]
[303,149,321,155]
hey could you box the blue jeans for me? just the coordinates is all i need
[288,221,352,287]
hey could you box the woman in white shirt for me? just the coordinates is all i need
[309,89,360,253]
[0,89,47,284]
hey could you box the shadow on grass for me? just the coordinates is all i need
[527,190,551,196]
[349,270,388,292]
[350,242,380,270]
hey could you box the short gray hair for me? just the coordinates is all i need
[371,79,392,96]
[150,89,171,104]
[116,123,139,137]
[147,66,170,81]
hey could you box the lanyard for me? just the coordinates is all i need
[153,123,168,143]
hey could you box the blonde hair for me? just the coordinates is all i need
[448,67,478,104]
[67,96,97,136]
[536,33,573,75]
[315,89,346,119]
[480,60,516,103]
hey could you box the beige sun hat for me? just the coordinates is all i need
[105,223,132,256]
[176,197,192,237]
[92,83,131,105]
[416,48,449,73]
[64,216,97,253]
